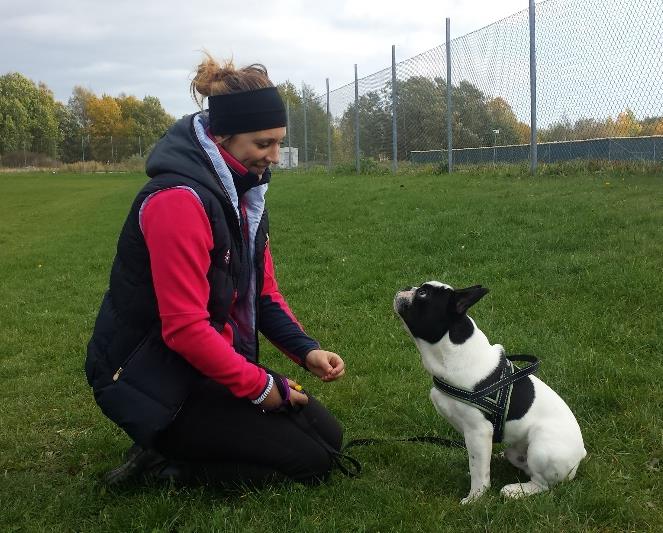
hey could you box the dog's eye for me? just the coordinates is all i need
[417,288,428,299]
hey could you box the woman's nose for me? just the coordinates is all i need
[266,144,280,164]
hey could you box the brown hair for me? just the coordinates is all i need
[190,51,273,110]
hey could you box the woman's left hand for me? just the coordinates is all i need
[305,349,345,382]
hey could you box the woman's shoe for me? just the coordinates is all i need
[103,444,166,485]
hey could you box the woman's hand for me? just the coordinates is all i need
[305,349,346,381]
[286,378,309,406]
[259,377,309,411]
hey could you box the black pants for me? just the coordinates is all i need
[154,378,343,486]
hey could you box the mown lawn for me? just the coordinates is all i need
[1,169,662,532]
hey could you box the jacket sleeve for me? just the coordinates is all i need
[141,188,269,400]
[258,241,320,366]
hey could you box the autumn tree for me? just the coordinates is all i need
[641,116,663,136]
[614,108,643,137]
[486,97,530,145]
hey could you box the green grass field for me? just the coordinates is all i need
[1,169,662,532]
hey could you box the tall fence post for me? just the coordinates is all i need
[286,99,292,168]
[391,44,398,173]
[302,82,308,168]
[529,0,538,175]
[354,64,360,174]
[446,18,453,173]
[326,78,331,171]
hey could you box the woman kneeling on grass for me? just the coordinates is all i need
[85,53,345,486]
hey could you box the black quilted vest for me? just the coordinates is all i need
[85,114,269,447]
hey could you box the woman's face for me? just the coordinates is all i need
[221,127,286,177]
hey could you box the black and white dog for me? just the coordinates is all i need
[394,282,586,503]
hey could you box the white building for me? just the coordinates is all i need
[276,147,298,168]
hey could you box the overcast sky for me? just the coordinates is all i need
[0,0,531,119]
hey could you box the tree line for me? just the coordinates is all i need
[331,76,663,161]
[0,72,331,167]
[2,71,661,167]
[0,72,175,165]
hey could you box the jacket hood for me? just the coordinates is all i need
[146,112,227,202]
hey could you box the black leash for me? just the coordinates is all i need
[285,354,539,478]
[344,435,465,450]
[333,435,466,477]
[282,405,465,478]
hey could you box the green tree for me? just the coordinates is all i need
[335,77,533,162]
[0,73,60,159]
[63,86,95,160]
[137,96,175,150]
[276,83,327,165]
[450,80,490,148]
[277,80,303,154]
[395,76,446,156]
[339,91,391,160]
[117,94,174,158]
[303,85,329,165]
[55,101,84,163]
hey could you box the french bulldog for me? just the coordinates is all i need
[394,281,586,503]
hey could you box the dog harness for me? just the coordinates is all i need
[432,354,539,443]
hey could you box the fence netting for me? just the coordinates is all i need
[303,0,662,169]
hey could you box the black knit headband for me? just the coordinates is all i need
[208,86,287,135]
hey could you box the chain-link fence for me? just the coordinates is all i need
[288,0,663,172]
[3,0,660,172]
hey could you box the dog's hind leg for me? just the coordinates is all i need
[501,441,552,498]
[500,479,548,498]
[503,446,531,476]
[501,439,583,499]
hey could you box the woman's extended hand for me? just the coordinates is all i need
[305,349,346,381]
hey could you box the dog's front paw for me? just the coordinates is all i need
[460,488,487,505]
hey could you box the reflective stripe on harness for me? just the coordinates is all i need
[432,354,540,443]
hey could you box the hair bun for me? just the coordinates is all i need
[190,52,273,111]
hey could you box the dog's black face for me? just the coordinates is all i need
[394,282,489,344]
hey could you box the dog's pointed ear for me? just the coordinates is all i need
[453,285,489,315]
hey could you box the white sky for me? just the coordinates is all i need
[0,0,531,118]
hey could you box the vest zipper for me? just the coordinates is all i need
[110,325,159,384]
